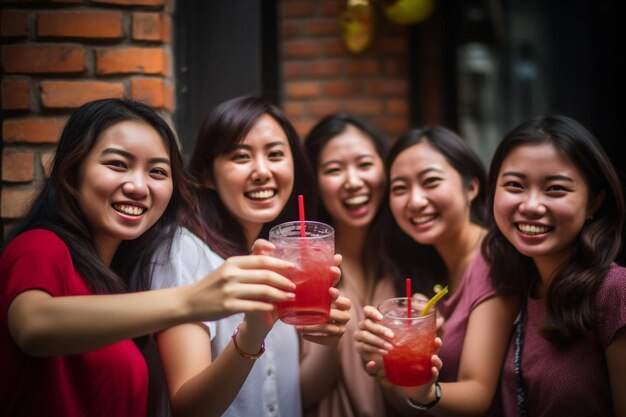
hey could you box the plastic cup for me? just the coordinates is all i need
[378,297,436,386]
[269,221,335,325]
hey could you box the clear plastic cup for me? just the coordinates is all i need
[270,221,334,325]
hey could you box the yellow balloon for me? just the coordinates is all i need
[340,1,376,53]
[383,0,435,25]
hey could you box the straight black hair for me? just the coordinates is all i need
[2,98,195,294]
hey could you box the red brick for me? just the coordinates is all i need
[131,77,164,108]
[322,39,345,56]
[41,81,125,109]
[323,80,359,97]
[309,59,343,77]
[347,59,381,76]
[1,188,37,219]
[132,12,163,41]
[373,37,407,54]
[281,21,302,38]
[281,1,314,18]
[308,18,338,36]
[376,117,408,137]
[161,14,172,43]
[1,79,31,111]
[1,9,29,38]
[1,44,84,74]
[309,100,342,117]
[292,119,316,138]
[2,151,34,183]
[38,10,122,39]
[285,81,321,99]
[96,47,165,75]
[163,80,174,112]
[91,0,164,6]
[283,62,306,79]
[383,59,406,75]
[41,152,55,177]
[345,99,383,115]
[320,1,343,16]
[366,79,407,95]
[162,49,172,77]
[3,117,67,144]
[284,40,319,58]
[386,98,408,115]
[283,102,306,118]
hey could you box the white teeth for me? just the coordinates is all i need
[247,190,275,200]
[411,214,436,224]
[114,204,144,216]
[517,224,550,235]
[344,195,369,206]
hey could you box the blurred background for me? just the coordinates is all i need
[1,0,623,259]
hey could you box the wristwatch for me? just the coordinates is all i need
[406,381,442,410]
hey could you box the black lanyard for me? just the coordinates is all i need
[514,306,528,417]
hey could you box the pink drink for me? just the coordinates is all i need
[379,298,436,386]
[270,221,334,326]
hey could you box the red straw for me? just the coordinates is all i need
[406,278,412,318]
[298,194,306,237]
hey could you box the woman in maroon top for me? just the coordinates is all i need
[355,127,517,416]
[0,98,297,417]
[484,115,626,417]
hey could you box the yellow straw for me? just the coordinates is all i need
[420,285,449,316]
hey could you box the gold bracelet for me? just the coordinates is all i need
[231,323,265,360]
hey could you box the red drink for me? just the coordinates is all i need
[270,221,335,326]
[379,298,436,386]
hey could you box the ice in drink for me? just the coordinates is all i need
[270,221,334,326]
[379,298,436,386]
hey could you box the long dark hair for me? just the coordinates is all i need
[304,113,390,284]
[1,98,195,294]
[382,127,488,296]
[186,95,316,258]
[482,115,624,344]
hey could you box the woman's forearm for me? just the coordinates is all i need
[8,286,192,356]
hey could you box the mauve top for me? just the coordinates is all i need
[303,275,402,417]
[437,252,497,382]
[499,264,626,417]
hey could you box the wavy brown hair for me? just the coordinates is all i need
[482,115,625,344]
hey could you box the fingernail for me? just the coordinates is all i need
[384,342,393,350]
[384,330,394,338]
[286,292,296,299]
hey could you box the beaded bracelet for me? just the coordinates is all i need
[231,324,265,360]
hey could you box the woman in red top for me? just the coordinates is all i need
[0,98,297,417]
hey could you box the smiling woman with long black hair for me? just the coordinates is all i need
[0,98,297,417]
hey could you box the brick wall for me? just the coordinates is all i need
[1,0,413,233]
[279,0,410,140]
[0,0,174,234]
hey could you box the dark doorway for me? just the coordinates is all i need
[411,0,625,263]
[173,0,279,151]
